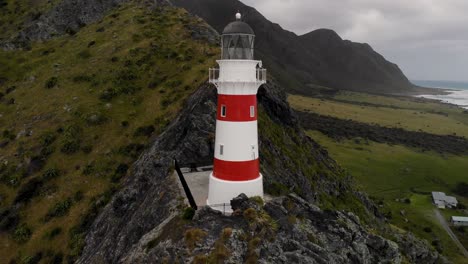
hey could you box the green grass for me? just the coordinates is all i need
[307,130,468,263]
[289,93,468,137]
[290,89,468,262]
[307,131,468,198]
[0,4,218,262]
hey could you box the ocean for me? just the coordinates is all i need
[412,80,468,109]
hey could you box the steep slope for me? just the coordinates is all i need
[0,2,219,262]
[172,0,414,94]
[78,77,446,263]
[0,0,448,263]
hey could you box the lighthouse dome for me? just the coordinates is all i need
[222,20,254,35]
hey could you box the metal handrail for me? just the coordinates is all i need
[209,68,267,84]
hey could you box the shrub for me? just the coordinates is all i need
[77,50,91,59]
[45,198,73,221]
[454,182,468,198]
[82,163,95,176]
[182,207,195,220]
[40,132,56,147]
[121,121,129,127]
[60,125,82,154]
[81,144,93,154]
[43,227,62,240]
[119,143,145,158]
[74,191,84,202]
[45,77,58,89]
[14,177,44,204]
[111,163,129,183]
[423,227,432,233]
[185,228,207,252]
[61,139,81,154]
[13,224,32,243]
[134,125,155,137]
[0,208,19,231]
[167,79,182,88]
[2,129,15,140]
[72,75,93,83]
[42,168,60,181]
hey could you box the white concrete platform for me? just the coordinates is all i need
[182,169,211,207]
[180,166,271,211]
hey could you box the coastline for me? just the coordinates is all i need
[413,86,468,110]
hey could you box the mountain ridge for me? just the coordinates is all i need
[172,0,414,94]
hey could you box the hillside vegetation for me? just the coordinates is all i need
[290,91,468,262]
[0,4,217,262]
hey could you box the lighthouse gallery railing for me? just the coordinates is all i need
[209,68,267,84]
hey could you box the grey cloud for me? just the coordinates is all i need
[242,0,468,82]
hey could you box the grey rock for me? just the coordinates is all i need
[78,77,446,263]
[1,0,172,49]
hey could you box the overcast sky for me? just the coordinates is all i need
[242,0,468,82]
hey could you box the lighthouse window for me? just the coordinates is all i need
[220,144,224,155]
[250,106,255,117]
[221,105,227,117]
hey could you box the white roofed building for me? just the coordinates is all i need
[432,192,458,209]
[451,216,468,226]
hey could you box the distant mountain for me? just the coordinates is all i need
[172,0,414,94]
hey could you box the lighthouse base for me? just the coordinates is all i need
[207,173,263,213]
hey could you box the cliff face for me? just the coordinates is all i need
[172,0,413,94]
[78,79,446,263]
[0,1,448,262]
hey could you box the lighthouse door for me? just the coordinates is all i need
[251,145,256,160]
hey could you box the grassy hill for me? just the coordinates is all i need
[0,3,218,262]
[290,91,468,262]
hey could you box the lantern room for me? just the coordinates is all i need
[221,13,255,60]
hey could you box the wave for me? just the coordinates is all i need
[417,90,468,109]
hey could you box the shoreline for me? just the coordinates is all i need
[413,87,468,110]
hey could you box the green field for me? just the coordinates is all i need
[290,91,468,263]
[289,92,468,137]
[307,131,468,262]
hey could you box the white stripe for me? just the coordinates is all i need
[207,173,263,212]
[214,120,259,161]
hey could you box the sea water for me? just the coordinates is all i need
[412,80,468,109]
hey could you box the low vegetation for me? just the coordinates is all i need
[292,91,468,262]
[0,4,217,262]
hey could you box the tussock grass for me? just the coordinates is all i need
[0,4,218,262]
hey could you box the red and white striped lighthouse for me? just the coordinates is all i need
[207,13,266,211]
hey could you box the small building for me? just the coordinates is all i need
[451,216,468,226]
[432,192,458,209]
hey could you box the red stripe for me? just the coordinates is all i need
[213,158,260,181]
[217,95,257,122]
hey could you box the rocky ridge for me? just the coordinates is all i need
[0,0,171,49]
[78,78,447,263]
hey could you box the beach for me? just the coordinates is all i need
[413,80,468,109]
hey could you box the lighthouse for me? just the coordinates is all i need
[207,13,266,211]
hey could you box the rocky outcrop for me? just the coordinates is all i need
[122,194,402,263]
[79,79,447,263]
[172,0,414,94]
[1,0,171,49]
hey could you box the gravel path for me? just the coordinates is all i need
[433,209,468,258]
